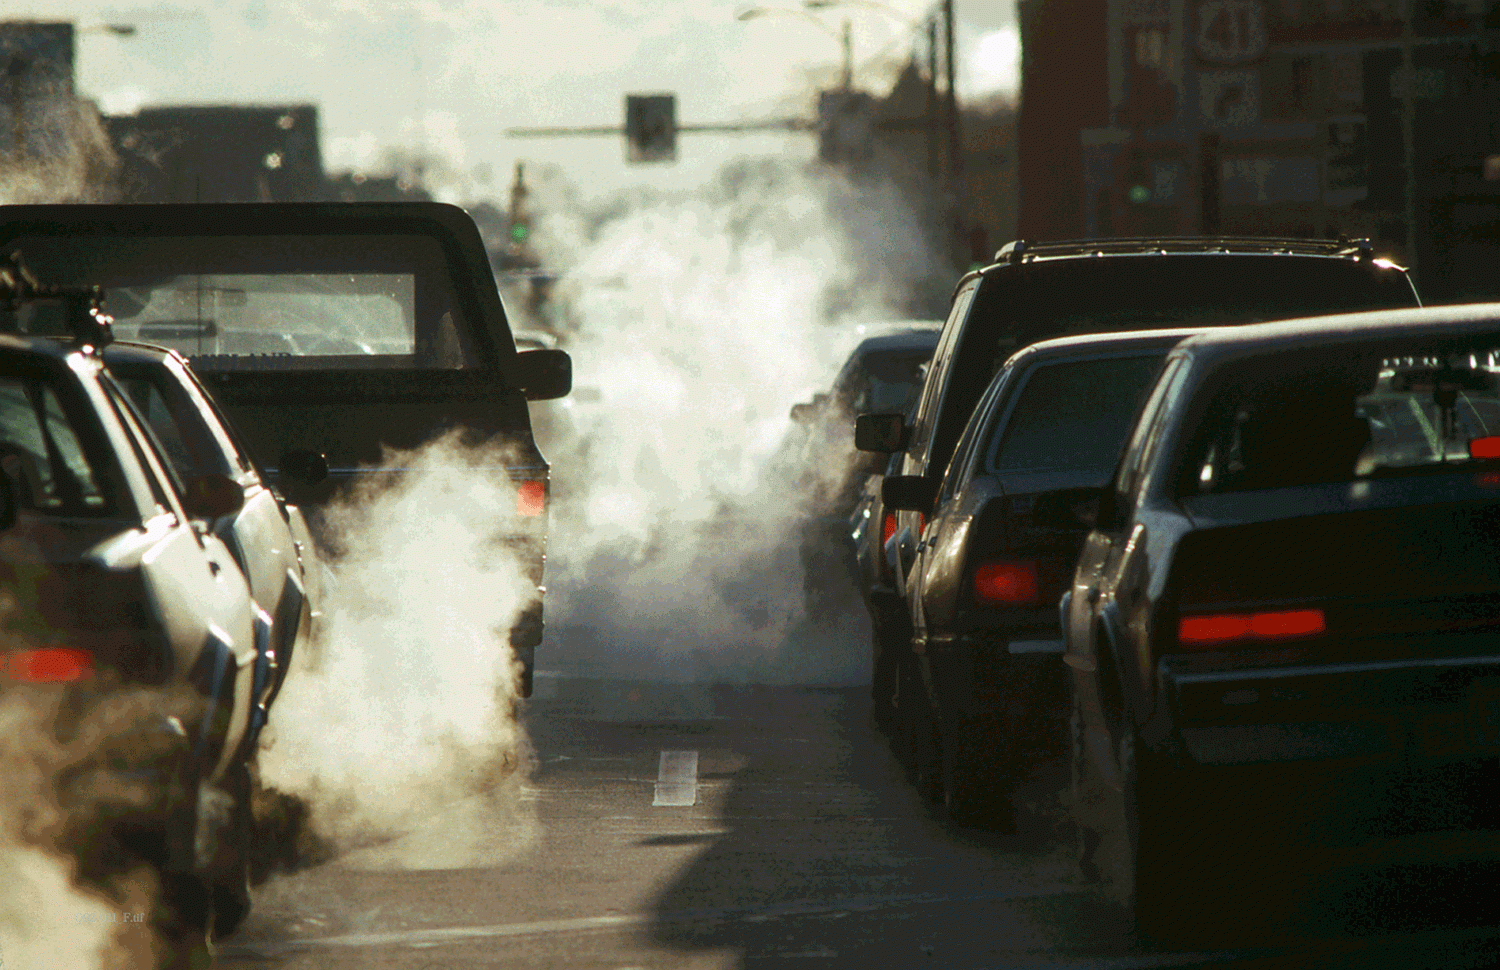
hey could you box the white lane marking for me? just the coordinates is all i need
[652,750,699,807]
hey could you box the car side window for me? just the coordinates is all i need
[1113,356,1189,511]
[0,377,110,516]
[911,283,976,461]
[98,378,180,520]
[936,365,1007,506]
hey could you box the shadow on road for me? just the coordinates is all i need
[640,686,1500,969]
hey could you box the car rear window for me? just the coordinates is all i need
[985,352,1168,476]
[847,349,932,415]
[1183,345,1500,494]
[0,377,111,516]
[5,233,482,371]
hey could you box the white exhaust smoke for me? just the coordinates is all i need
[529,157,946,686]
[257,433,539,869]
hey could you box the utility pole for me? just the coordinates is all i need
[943,0,963,190]
[927,17,939,178]
[1399,0,1418,286]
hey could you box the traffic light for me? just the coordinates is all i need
[625,94,676,164]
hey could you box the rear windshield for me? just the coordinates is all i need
[985,353,1168,476]
[845,349,933,415]
[5,234,481,371]
[1182,346,1500,494]
[0,376,111,516]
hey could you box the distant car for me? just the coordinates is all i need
[900,329,1196,823]
[1063,304,1500,938]
[104,340,321,736]
[0,302,260,948]
[787,325,940,618]
[858,237,1421,794]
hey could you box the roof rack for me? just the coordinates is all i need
[993,236,1383,264]
[0,251,114,350]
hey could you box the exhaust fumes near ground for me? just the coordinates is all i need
[0,678,201,970]
[528,157,944,686]
[256,433,541,871]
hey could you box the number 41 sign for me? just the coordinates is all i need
[1196,0,1267,64]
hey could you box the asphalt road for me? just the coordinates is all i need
[219,675,1500,970]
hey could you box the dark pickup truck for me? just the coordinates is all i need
[0,202,572,696]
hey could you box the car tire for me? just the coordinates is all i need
[896,654,943,804]
[210,761,254,938]
[869,615,902,735]
[940,716,1016,831]
[1069,694,1103,884]
[1119,732,1212,944]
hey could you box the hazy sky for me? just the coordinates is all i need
[21,0,1018,198]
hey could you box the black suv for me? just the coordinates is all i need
[856,237,1420,797]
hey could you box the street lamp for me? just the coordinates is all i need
[736,6,853,89]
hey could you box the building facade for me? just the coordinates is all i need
[1019,0,1500,302]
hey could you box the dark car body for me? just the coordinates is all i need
[104,341,319,736]
[0,330,260,934]
[904,329,1197,819]
[791,326,940,616]
[1063,304,1500,934]
[0,202,570,697]
[858,237,1420,795]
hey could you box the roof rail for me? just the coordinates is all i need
[0,251,115,349]
[987,236,1383,264]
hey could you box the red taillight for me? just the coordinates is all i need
[882,512,896,546]
[516,479,546,517]
[6,648,93,682]
[973,561,1039,604]
[1178,608,1325,648]
[1472,436,1500,459]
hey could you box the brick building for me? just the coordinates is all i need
[1018,0,1500,301]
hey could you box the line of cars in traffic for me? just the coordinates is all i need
[0,201,571,960]
[0,254,318,953]
[807,234,1500,939]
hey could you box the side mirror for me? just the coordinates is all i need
[281,448,329,486]
[1032,486,1105,530]
[855,413,907,453]
[516,348,573,401]
[182,473,244,520]
[790,401,816,423]
[882,474,937,515]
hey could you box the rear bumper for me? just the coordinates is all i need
[1163,653,1500,768]
[923,626,1070,720]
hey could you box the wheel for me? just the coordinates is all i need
[895,654,944,804]
[209,761,253,938]
[940,715,1016,831]
[869,614,901,734]
[1118,733,1215,943]
[1070,694,1103,883]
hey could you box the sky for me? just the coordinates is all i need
[19,0,1019,199]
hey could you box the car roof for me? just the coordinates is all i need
[0,330,86,365]
[1003,327,1203,368]
[1176,303,1500,365]
[853,329,942,356]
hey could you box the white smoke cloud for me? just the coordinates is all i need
[529,156,945,686]
[257,433,538,868]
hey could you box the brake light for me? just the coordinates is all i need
[882,512,896,546]
[973,561,1039,604]
[5,648,93,682]
[1472,436,1500,459]
[1178,608,1325,648]
[516,479,546,517]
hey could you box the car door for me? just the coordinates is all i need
[893,283,977,593]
